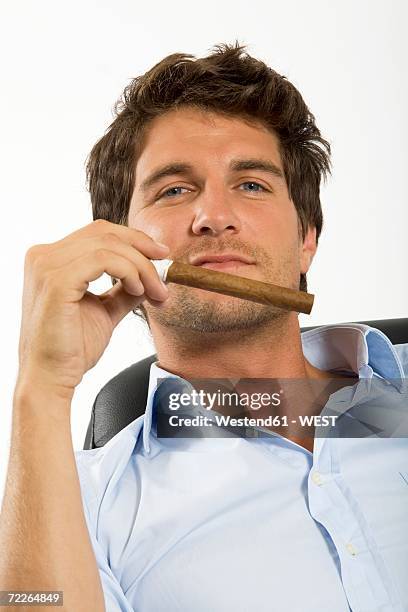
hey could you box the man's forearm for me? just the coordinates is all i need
[0,381,105,612]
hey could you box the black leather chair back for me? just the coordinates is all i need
[83,318,408,449]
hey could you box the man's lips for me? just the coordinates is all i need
[189,254,255,271]
[199,260,253,271]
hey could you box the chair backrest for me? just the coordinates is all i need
[83,318,408,449]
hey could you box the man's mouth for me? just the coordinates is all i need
[199,260,252,271]
[189,253,256,272]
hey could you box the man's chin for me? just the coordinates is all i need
[148,291,286,334]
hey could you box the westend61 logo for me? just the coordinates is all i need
[154,377,408,440]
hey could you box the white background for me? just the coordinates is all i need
[1,0,407,505]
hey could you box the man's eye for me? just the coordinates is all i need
[239,181,266,193]
[160,186,190,199]
[158,182,267,200]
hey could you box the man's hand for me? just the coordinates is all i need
[17,219,170,399]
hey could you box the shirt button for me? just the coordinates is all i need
[311,471,323,485]
[346,543,358,556]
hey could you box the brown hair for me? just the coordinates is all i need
[85,41,331,325]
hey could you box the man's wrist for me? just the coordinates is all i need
[13,370,75,417]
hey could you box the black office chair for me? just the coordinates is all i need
[83,318,408,449]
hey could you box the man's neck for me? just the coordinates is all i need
[149,314,356,454]
[150,313,331,381]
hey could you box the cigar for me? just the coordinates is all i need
[152,259,314,315]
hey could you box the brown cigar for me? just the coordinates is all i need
[152,259,314,315]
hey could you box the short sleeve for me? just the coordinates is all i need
[85,518,134,612]
[75,452,134,612]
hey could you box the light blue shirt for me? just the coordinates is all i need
[75,324,408,612]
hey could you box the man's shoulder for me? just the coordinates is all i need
[74,415,145,509]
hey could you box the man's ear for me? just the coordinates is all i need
[299,225,317,275]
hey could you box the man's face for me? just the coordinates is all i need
[128,106,316,333]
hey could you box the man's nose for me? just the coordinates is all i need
[191,189,242,236]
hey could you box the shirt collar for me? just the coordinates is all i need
[142,323,405,453]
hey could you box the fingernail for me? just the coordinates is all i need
[156,242,169,250]
[136,280,145,294]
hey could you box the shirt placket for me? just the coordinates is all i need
[309,382,404,611]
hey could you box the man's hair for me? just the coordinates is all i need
[85,41,331,327]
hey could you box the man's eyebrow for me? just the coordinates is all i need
[140,163,194,193]
[229,158,284,179]
[139,157,284,193]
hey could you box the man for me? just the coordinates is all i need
[0,43,407,611]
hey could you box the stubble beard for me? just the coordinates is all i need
[146,248,300,334]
